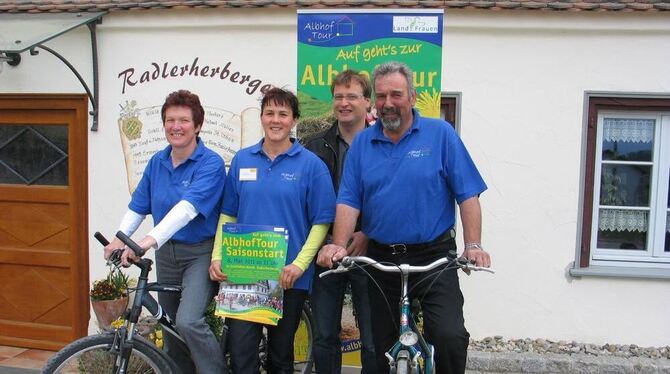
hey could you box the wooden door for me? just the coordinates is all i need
[0,94,89,350]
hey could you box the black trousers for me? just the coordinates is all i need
[227,288,308,374]
[366,238,469,374]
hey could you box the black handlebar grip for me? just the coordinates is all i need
[94,232,110,246]
[115,231,146,257]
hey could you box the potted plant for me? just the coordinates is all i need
[90,267,130,330]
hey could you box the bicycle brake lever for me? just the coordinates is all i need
[319,263,350,278]
[107,249,124,267]
[462,263,495,274]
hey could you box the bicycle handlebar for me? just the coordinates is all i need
[94,231,146,267]
[94,231,122,267]
[319,255,495,278]
[115,231,146,257]
[94,231,110,246]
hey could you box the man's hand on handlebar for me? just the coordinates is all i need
[347,232,368,257]
[317,244,348,268]
[462,248,491,268]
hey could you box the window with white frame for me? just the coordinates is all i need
[591,113,670,266]
[579,96,670,274]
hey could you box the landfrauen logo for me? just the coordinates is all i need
[392,16,439,33]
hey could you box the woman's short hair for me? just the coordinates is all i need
[260,87,300,119]
[161,89,205,128]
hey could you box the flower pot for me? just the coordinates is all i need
[91,296,128,329]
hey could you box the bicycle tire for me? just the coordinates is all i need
[294,303,314,373]
[394,357,411,374]
[42,333,177,374]
[220,303,314,373]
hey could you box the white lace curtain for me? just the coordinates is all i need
[600,209,670,233]
[603,118,655,143]
[599,209,648,232]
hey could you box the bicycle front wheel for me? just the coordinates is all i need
[292,303,315,374]
[394,356,411,374]
[42,333,175,374]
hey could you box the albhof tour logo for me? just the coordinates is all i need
[392,16,438,33]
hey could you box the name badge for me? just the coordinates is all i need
[239,168,257,181]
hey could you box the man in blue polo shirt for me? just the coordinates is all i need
[318,61,491,374]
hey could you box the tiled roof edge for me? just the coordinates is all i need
[0,0,669,13]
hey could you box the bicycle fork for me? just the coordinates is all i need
[107,325,136,374]
[385,266,435,373]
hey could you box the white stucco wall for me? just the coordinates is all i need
[1,8,668,346]
[442,10,670,346]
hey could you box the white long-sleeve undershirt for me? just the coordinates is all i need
[118,200,198,249]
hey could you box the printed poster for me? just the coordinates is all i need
[215,223,288,325]
[297,9,444,121]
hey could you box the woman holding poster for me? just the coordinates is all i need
[103,89,226,374]
[209,87,336,373]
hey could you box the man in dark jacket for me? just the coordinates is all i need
[304,70,376,374]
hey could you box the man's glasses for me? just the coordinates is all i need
[333,94,364,102]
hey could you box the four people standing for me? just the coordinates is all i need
[105,62,489,374]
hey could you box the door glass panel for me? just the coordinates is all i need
[0,124,68,185]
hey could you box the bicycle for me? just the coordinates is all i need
[320,254,494,374]
[43,231,315,374]
[43,231,187,373]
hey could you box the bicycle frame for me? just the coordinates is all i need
[95,232,187,373]
[384,264,434,373]
[321,255,493,374]
[130,257,186,346]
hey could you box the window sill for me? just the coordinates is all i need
[569,265,670,280]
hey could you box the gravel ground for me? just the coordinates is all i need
[469,336,670,360]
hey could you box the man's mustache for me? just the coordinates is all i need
[381,107,400,116]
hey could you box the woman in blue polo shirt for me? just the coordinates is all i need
[209,87,335,373]
[103,90,226,373]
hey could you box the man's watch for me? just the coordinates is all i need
[464,242,484,251]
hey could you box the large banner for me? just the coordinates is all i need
[296,9,444,368]
[297,9,444,121]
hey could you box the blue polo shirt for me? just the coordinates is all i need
[222,139,336,291]
[129,138,226,244]
[338,110,487,244]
